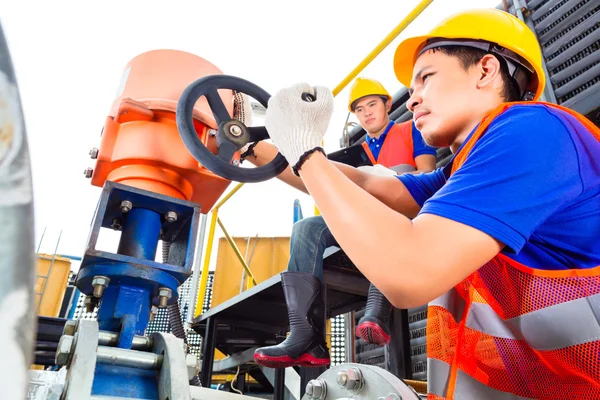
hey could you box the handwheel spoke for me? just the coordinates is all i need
[217,141,237,163]
[247,126,269,142]
[206,88,232,125]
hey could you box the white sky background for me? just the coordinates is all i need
[2,0,500,273]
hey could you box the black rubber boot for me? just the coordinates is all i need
[254,272,330,368]
[355,283,393,346]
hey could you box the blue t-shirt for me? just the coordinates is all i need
[397,104,600,270]
[366,121,437,161]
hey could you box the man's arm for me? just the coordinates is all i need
[245,141,422,218]
[414,154,436,172]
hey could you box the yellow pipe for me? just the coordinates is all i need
[194,209,219,317]
[331,0,435,97]
[215,182,245,210]
[217,217,258,287]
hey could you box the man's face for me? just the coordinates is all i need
[353,95,390,134]
[407,50,481,149]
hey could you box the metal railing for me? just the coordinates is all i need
[192,0,435,318]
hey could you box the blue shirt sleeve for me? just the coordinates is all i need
[420,105,583,254]
[411,122,437,157]
[396,168,446,207]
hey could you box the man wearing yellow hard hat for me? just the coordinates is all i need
[254,8,600,398]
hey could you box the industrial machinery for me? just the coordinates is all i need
[1,0,596,398]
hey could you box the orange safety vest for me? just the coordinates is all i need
[427,102,600,400]
[361,120,417,173]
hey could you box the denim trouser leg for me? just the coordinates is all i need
[288,215,338,282]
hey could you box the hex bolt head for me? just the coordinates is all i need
[83,168,93,178]
[186,353,200,380]
[111,218,122,231]
[305,379,327,400]
[165,211,178,223]
[89,148,99,159]
[149,305,158,322]
[208,129,217,137]
[336,370,348,388]
[232,159,240,166]
[92,275,110,298]
[229,125,243,137]
[343,367,364,391]
[120,200,132,213]
[158,287,173,308]
[62,320,78,337]
[84,296,97,313]
[55,335,75,366]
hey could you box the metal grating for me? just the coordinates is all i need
[408,305,428,381]
[527,0,600,115]
[329,315,348,366]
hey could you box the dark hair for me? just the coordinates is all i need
[351,95,389,112]
[431,46,521,102]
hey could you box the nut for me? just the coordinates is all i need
[229,125,243,137]
[83,168,93,178]
[165,211,177,223]
[186,353,200,380]
[336,370,348,388]
[92,276,110,298]
[120,200,132,213]
[62,320,78,336]
[89,148,99,159]
[55,335,75,366]
[305,379,327,400]
[111,218,122,230]
[158,287,173,308]
[343,367,363,391]
[149,305,158,322]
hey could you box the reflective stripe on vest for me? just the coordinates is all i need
[361,120,416,172]
[426,102,600,400]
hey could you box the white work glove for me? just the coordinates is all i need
[233,91,253,126]
[357,164,397,177]
[265,83,334,175]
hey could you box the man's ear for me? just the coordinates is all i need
[385,99,392,113]
[477,54,502,90]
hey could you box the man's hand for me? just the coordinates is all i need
[265,83,333,173]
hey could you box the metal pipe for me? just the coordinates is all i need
[554,62,600,98]
[550,49,600,83]
[194,209,219,317]
[331,0,435,96]
[117,207,162,260]
[214,182,245,210]
[98,330,153,350]
[217,217,258,286]
[96,346,163,370]
[0,22,37,399]
[546,29,600,70]
[186,212,209,326]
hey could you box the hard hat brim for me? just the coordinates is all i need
[393,35,430,89]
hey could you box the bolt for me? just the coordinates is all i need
[149,305,158,322]
[232,159,240,166]
[340,367,363,391]
[83,168,93,178]
[89,147,99,159]
[186,353,200,380]
[208,129,217,137]
[305,379,327,400]
[229,124,243,137]
[63,320,78,336]
[158,287,172,308]
[111,218,122,230]
[92,275,110,298]
[336,370,348,388]
[165,211,177,223]
[120,200,132,213]
[55,335,75,366]
[84,296,97,313]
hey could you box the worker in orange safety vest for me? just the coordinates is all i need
[255,8,600,400]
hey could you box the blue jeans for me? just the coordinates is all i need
[288,216,338,282]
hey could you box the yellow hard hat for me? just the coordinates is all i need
[393,8,546,100]
[348,78,392,112]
